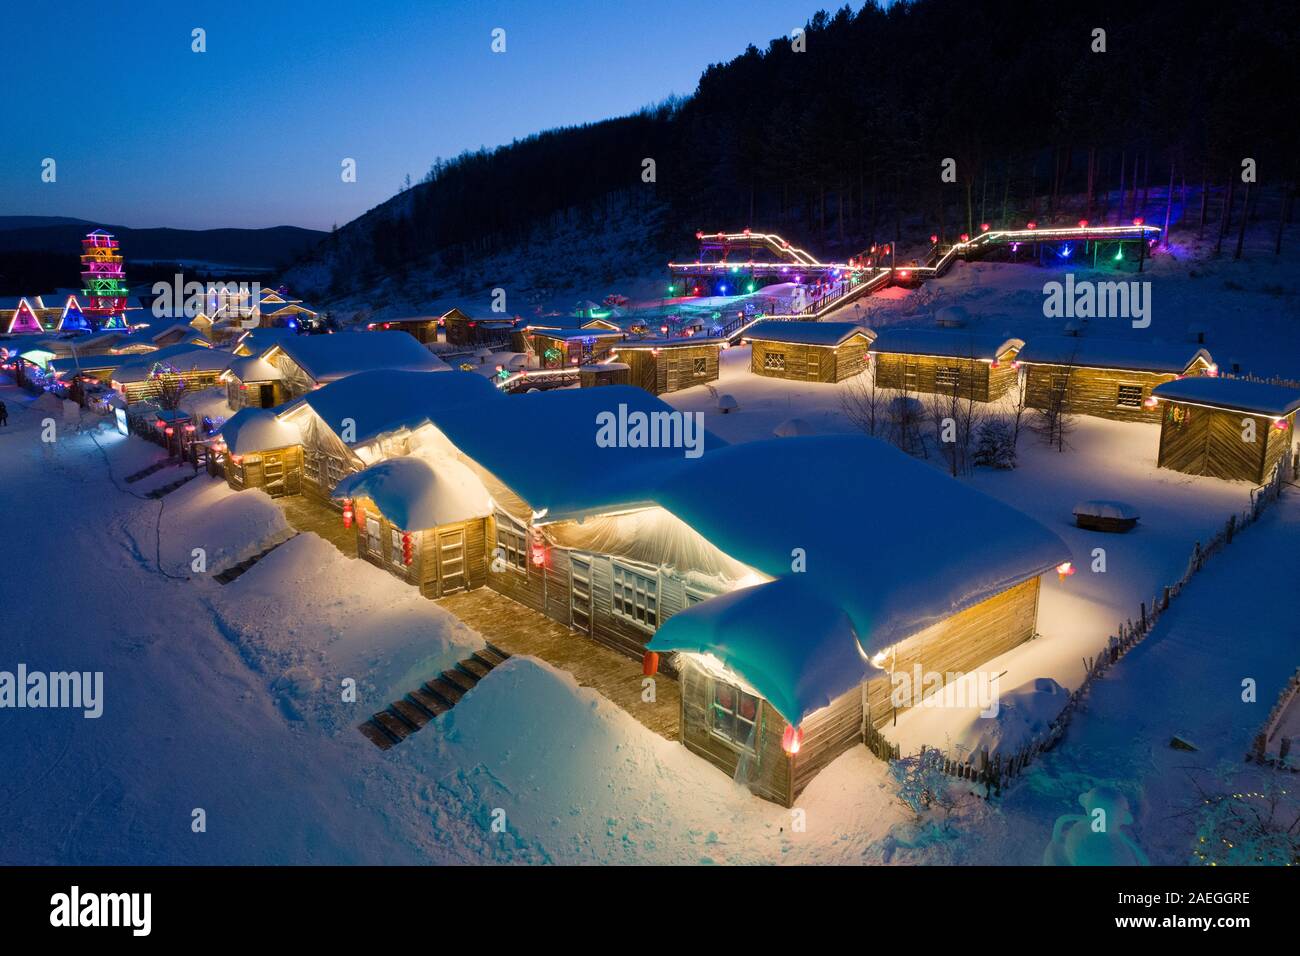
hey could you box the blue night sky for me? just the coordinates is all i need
[4,1,827,231]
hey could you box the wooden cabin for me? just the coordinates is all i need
[110,345,234,405]
[443,308,518,347]
[580,317,622,332]
[612,337,725,395]
[870,330,1023,401]
[231,327,297,357]
[274,369,505,507]
[213,408,304,497]
[366,315,441,345]
[744,320,875,383]
[221,355,288,409]
[1153,378,1300,484]
[317,388,1066,806]
[260,331,449,400]
[1019,337,1214,423]
[525,327,625,369]
[579,362,630,388]
[150,322,212,349]
[333,456,493,598]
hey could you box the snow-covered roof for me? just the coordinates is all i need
[1073,500,1140,520]
[332,456,493,529]
[1152,377,1300,417]
[529,327,625,340]
[235,327,298,354]
[1018,336,1212,373]
[870,329,1023,360]
[216,407,303,454]
[744,320,875,347]
[268,331,448,381]
[648,435,1069,722]
[223,355,283,382]
[48,355,129,376]
[112,346,235,383]
[280,369,502,447]
[649,577,873,726]
[425,385,727,521]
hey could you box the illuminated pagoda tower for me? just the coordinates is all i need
[80,229,131,330]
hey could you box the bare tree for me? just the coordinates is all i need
[150,363,191,411]
[839,363,885,436]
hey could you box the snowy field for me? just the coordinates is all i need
[3,235,1297,865]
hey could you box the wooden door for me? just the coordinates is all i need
[570,556,592,634]
[437,528,467,595]
[262,452,286,497]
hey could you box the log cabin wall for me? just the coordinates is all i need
[226,379,287,410]
[789,684,865,799]
[872,353,994,401]
[1024,365,1201,423]
[120,368,224,404]
[1158,403,1294,483]
[622,345,720,395]
[351,497,488,598]
[678,658,792,805]
[863,576,1041,726]
[833,337,870,381]
[224,445,302,498]
[749,341,837,383]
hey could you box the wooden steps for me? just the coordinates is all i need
[358,644,511,750]
[213,534,300,585]
[146,472,197,498]
[124,459,173,483]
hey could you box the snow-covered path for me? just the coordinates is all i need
[892,491,1300,865]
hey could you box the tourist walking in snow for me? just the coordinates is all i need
[0,400,8,426]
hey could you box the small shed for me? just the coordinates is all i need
[1019,337,1215,423]
[220,355,287,409]
[1152,378,1300,484]
[442,308,518,347]
[332,455,494,598]
[612,337,725,395]
[870,329,1023,401]
[366,315,442,345]
[579,362,630,388]
[526,327,626,369]
[214,408,304,497]
[744,320,875,383]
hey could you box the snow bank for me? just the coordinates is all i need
[158,477,293,575]
[333,455,492,528]
[210,534,481,730]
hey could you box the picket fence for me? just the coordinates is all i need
[902,447,1298,797]
[1248,668,1300,772]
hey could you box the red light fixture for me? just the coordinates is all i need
[1026,221,1037,230]
[1078,219,1089,228]
[1133,217,1144,226]
[1056,561,1075,581]
[980,222,990,232]
[402,532,414,566]
[781,725,803,755]
[929,234,938,244]
[642,651,659,676]
[959,232,969,243]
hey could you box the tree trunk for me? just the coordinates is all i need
[1162,162,1175,247]
[1234,181,1250,260]
[1117,150,1126,224]
[1198,179,1208,238]
[1216,176,1235,257]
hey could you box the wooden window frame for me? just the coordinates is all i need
[763,351,786,371]
[692,356,708,377]
[708,677,760,754]
[935,365,961,389]
[390,528,405,567]
[611,561,658,632]
[495,520,528,574]
[1116,384,1144,408]
[365,517,382,556]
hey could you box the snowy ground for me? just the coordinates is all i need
[4,228,1298,865]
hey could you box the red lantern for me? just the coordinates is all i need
[781,725,803,755]
[530,530,547,567]
[960,233,969,243]
[1133,217,1144,226]
[1056,561,1075,581]
[929,234,938,244]
[1026,221,1037,230]
[642,651,659,676]
[980,222,990,232]
[1078,219,1089,228]
[342,498,354,528]
[402,532,414,566]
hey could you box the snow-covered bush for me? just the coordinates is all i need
[973,418,1017,469]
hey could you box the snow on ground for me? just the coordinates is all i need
[893,493,1300,865]
[154,478,293,576]
[210,534,482,730]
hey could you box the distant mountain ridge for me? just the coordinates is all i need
[0,217,326,269]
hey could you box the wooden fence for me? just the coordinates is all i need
[1248,667,1300,772]
[896,447,1299,797]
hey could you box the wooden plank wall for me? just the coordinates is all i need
[749,341,836,383]
[790,684,864,798]
[1025,365,1178,423]
[1158,403,1288,483]
[654,345,721,395]
[678,659,792,805]
[863,577,1041,726]
[833,338,871,382]
[872,353,993,401]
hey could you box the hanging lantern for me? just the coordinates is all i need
[1026,221,1037,230]
[402,532,414,565]
[1143,396,1159,409]
[342,498,354,528]
[1273,418,1290,431]
[1056,561,1075,581]
[781,725,803,755]
[164,426,174,437]
[529,529,548,567]
[1078,219,1089,229]
[980,222,990,232]
[929,234,938,244]
[959,232,969,243]
[1133,217,1144,226]
[642,651,659,676]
